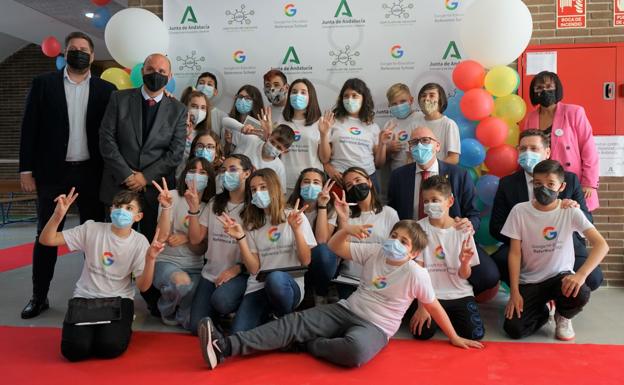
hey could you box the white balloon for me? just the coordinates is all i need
[460,0,532,69]
[105,8,169,68]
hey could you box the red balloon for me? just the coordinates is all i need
[484,144,519,177]
[123,67,131,74]
[476,117,509,148]
[91,0,112,5]
[452,60,485,91]
[41,36,61,58]
[460,88,494,121]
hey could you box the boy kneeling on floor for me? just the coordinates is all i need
[39,189,165,361]
[198,218,483,370]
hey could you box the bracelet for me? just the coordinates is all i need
[317,205,327,210]
[236,234,246,241]
[160,204,172,210]
[187,209,200,216]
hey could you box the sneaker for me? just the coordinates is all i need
[161,312,178,326]
[547,300,556,323]
[198,317,227,369]
[554,313,575,341]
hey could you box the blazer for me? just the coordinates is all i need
[99,87,187,204]
[387,160,481,231]
[490,169,592,257]
[19,70,115,183]
[524,102,600,210]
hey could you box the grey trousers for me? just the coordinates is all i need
[228,303,388,367]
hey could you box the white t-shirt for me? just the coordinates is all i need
[340,243,436,338]
[388,112,420,171]
[211,106,228,140]
[232,132,287,192]
[501,201,594,284]
[199,199,246,282]
[280,119,324,189]
[413,115,461,160]
[270,104,285,125]
[245,210,317,295]
[303,207,337,234]
[176,129,198,178]
[330,117,380,175]
[63,221,150,299]
[416,218,480,300]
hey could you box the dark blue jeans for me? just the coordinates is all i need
[189,274,247,335]
[307,243,357,299]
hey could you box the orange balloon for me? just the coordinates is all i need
[453,60,486,91]
[476,117,509,147]
[460,88,494,121]
[484,144,519,177]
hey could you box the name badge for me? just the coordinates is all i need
[554,128,564,137]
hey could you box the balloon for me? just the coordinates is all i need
[475,216,499,246]
[482,244,500,255]
[452,60,485,91]
[105,8,169,68]
[493,94,527,123]
[457,117,477,140]
[123,68,131,74]
[461,0,532,68]
[459,138,486,168]
[93,7,111,29]
[460,88,494,121]
[484,66,519,97]
[55,56,66,70]
[475,198,492,218]
[476,117,509,148]
[447,90,478,139]
[484,144,519,177]
[92,0,111,5]
[165,77,176,93]
[41,36,61,57]
[464,167,480,184]
[101,67,133,90]
[505,121,520,146]
[476,174,499,207]
[130,63,144,87]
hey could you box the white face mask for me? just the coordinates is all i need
[189,108,207,125]
[424,202,445,219]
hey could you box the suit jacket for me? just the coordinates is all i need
[490,170,591,256]
[99,87,187,204]
[387,160,481,231]
[19,70,115,183]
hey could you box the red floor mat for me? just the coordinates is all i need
[0,243,70,272]
[1,326,622,385]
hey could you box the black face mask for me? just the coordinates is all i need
[537,90,557,108]
[142,72,169,92]
[66,50,91,71]
[346,183,371,203]
[534,185,559,205]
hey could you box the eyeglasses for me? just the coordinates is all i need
[195,144,216,150]
[408,137,437,147]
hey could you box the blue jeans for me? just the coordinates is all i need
[307,244,340,296]
[153,261,201,329]
[189,274,247,334]
[231,271,301,333]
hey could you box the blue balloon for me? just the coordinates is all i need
[55,55,65,70]
[476,174,500,207]
[92,7,111,29]
[446,89,478,139]
[459,138,486,168]
[165,77,176,93]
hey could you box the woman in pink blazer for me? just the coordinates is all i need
[523,71,600,211]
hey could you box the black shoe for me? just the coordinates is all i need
[21,298,49,319]
[198,317,229,369]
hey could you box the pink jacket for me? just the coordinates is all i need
[523,102,600,211]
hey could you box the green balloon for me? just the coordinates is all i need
[467,167,479,184]
[475,216,498,246]
[130,63,143,87]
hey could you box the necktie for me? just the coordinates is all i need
[147,98,156,107]
[417,170,430,220]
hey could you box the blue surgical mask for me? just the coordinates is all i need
[235,97,253,114]
[223,171,241,191]
[196,84,215,99]
[343,98,362,114]
[411,142,434,164]
[185,173,209,191]
[518,150,542,174]
[389,102,411,119]
[289,94,309,110]
[110,208,134,229]
[300,183,322,201]
[195,148,215,163]
[262,141,282,158]
[382,239,409,261]
[251,190,271,209]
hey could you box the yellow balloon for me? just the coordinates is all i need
[493,94,526,123]
[101,67,132,90]
[484,65,519,97]
[505,120,520,146]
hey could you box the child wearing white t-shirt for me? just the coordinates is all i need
[501,160,609,341]
[196,219,483,370]
[176,90,213,177]
[193,71,228,141]
[39,189,164,362]
[411,175,484,341]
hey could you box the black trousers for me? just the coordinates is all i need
[61,298,134,361]
[32,162,104,300]
[503,272,591,339]
[411,296,485,340]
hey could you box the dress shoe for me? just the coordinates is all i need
[21,298,49,319]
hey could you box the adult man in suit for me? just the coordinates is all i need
[490,129,603,290]
[387,126,500,297]
[19,32,116,318]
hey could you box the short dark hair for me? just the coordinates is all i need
[519,129,550,148]
[418,83,448,113]
[533,159,565,182]
[111,190,143,212]
[390,220,428,253]
[421,175,452,198]
[65,31,94,52]
[229,84,264,122]
[263,69,288,85]
[176,156,215,202]
[333,78,376,124]
[196,72,218,89]
[271,124,296,149]
[529,71,563,106]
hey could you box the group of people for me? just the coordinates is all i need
[18,32,607,367]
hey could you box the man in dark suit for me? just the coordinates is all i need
[18,32,116,318]
[490,129,603,290]
[388,126,500,297]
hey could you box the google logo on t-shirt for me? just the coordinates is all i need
[183,215,191,229]
[101,252,114,267]
[372,276,387,289]
[268,226,281,242]
[284,3,297,16]
[543,226,558,241]
[349,127,361,135]
[434,245,446,260]
[397,130,409,141]
[293,130,301,141]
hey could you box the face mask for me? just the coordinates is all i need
[262,141,282,158]
[389,102,411,119]
[235,97,253,114]
[185,173,209,191]
[264,87,287,105]
[346,183,370,203]
[142,72,169,92]
[289,94,309,110]
[223,171,241,191]
[110,208,134,229]
[66,50,90,71]
[534,185,559,205]
[518,151,542,174]
[420,99,438,115]
[300,183,322,201]
[411,143,434,165]
[382,239,409,261]
[537,90,557,108]
[195,148,214,163]
[196,84,215,99]
[424,202,445,219]
[251,190,271,209]
[215,174,224,195]
[343,98,362,114]
[189,108,207,125]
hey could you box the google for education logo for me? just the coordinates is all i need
[293,130,301,141]
[284,3,297,17]
[101,251,114,267]
[183,215,191,229]
[372,276,387,289]
[233,50,246,63]
[543,226,558,241]
[445,0,459,11]
[348,126,361,135]
[390,44,404,59]
[268,226,281,242]
[434,245,446,260]
[397,130,409,141]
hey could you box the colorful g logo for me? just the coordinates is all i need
[445,0,459,10]
[101,252,114,266]
[268,226,281,242]
[233,50,246,63]
[183,215,191,229]
[284,3,297,17]
[434,245,445,260]
[543,226,557,241]
[372,276,387,289]
[390,44,404,59]
[397,130,408,141]
[293,130,301,141]
[349,127,361,135]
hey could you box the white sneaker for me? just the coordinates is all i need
[555,313,575,341]
[547,300,556,323]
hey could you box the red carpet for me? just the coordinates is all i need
[0,243,70,272]
[1,326,622,385]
